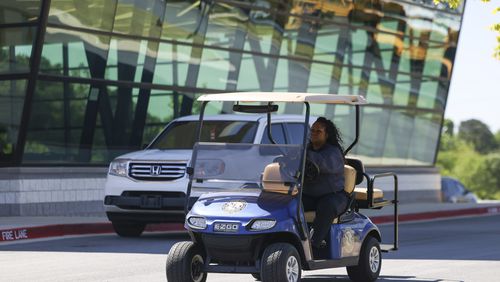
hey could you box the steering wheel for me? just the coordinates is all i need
[273,155,297,180]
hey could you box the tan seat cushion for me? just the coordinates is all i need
[343,165,356,194]
[262,163,298,195]
[262,164,356,196]
[354,187,384,200]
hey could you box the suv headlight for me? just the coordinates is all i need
[249,219,276,231]
[187,216,207,230]
[109,159,129,177]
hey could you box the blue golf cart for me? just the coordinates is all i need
[165,92,399,282]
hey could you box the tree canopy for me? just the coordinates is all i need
[437,118,500,200]
[458,119,497,154]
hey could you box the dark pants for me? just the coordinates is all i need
[303,192,348,247]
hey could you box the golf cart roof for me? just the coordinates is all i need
[197,92,367,105]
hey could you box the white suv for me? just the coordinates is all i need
[104,114,311,237]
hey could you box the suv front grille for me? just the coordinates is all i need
[129,162,187,181]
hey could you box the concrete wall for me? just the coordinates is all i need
[0,166,442,216]
[0,167,107,216]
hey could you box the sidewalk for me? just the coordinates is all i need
[1,201,500,244]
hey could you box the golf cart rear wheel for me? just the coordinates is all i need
[111,222,145,237]
[261,243,301,282]
[347,236,381,282]
[166,241,207,282]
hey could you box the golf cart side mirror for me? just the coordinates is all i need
[186,167,194,176]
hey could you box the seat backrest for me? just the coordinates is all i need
[344,165,356,194]
[345,157,365,185]
[262,163,355,196]
[262,163,298,195]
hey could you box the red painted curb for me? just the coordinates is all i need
[371,205,500,224]
[2,206,499,243]
[0,222,184,243]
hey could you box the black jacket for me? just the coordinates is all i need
[303,143,345,197]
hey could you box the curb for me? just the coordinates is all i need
[2,205,500,244]
[371,205,500,224]
[0,223,184,243]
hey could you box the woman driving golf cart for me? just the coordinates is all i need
[166,93,399,282]
[304,117,348,249]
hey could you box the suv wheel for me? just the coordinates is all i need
[112,222,145,237]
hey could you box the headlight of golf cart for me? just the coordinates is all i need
[108,159,129,177]
[249,219,276,231]
[187,216,207,230]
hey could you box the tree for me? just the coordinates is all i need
[442,118,454,136]
[437,134,477,175]
[495,130,500,149]
[434,0,500,59]
[437,119,500,200]
[471,154,500,199]
[458,119,497,154]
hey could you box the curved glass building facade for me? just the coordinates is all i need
[0,0,464,167]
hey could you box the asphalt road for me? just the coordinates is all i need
[1,215,499,282]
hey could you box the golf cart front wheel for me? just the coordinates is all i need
[347,236,381,282]
[261,243,301,282]
[166,241,207,282]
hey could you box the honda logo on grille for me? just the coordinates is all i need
[151,165,161,175]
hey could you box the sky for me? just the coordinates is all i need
[446,0,500,133]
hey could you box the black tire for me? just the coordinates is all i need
[261,243,301,282]
[251,273,261,281]
[347,236,381,282]
[112,222,145,237]
[166,241,207,282]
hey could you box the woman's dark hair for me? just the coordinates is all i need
[314,117,344,151]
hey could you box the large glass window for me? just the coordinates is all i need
[0,28,34,74]
[40,27,111,78]
[48,0,116,31]
[162,0,211,44]
[14,0,462,166]
[113,0,164,38]
[23,80,89,163]
[0,79,26,163]
[0,0,40,24]
[23,80,215,164]
[153,42,193,87]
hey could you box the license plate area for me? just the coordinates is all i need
[140,195,162,209]
[213,222,240,233]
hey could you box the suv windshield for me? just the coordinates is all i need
[191,143,303,192]
[149,121,258,149]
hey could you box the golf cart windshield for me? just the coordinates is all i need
[191,142,303,192]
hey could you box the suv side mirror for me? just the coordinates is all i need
[186,167,194,175]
